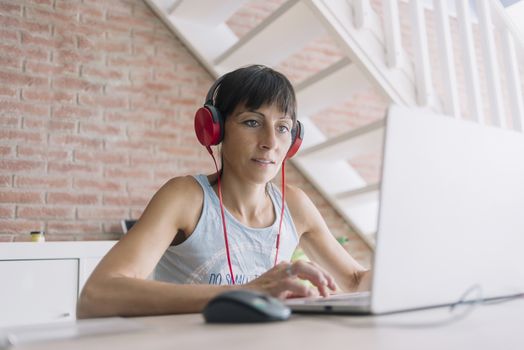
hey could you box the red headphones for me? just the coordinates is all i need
[193,74,304,285]
[194,77,304,158]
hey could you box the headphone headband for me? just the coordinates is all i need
[205,75,226,106]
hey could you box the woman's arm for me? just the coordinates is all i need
[78,276,232,317]
[285,185,371,293]
[77,176,224,317]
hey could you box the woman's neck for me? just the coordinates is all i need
[209,171,275,228]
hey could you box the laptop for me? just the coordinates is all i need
[286,105,524,314]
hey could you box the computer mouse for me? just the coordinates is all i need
[203,290,291,323]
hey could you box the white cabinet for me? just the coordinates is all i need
[0,260,78,327]
[0,242,116,328]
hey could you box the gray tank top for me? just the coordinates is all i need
[155,174,299,285]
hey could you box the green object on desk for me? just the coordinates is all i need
[336,236,349,245]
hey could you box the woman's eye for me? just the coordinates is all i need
[277,125,290,133]
[244,120,260,127]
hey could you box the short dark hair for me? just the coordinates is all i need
[211,65,297,126]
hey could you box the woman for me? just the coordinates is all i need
[77,65,370,318]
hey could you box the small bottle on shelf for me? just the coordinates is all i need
[30,230,45,242]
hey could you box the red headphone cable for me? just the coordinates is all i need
[273,160,286,266]
[206,145,287,286]
[207,146,236,285]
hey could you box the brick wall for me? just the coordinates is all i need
[0,0,372,265]
[0,0,215,241]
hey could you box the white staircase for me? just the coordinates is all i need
[144,0,524,248]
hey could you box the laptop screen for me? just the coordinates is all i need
[371,105,524,313]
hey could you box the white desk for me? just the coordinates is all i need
[8,298,524,350]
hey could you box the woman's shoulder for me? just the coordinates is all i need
[280,184,318,236]
[163,174,203,193]
[149,175,206,233]
[283,184,312,211]
[153,175,205,212]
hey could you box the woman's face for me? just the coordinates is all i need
[221,103,293,185]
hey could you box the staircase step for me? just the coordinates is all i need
[146,0,235,74]
[169,0,248,27]
[294,155,378,248]
[293,148,379,248]
[297,118,384,161]
[175,21,237,69]
[295,58,370,117]
[335,182,379,201]
[337,183,380,246]
[214,0,325,73]
[152,0,178,13]
[338,196,379,246]
[293,158,367,196]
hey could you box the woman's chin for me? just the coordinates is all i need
[247,170,279,184]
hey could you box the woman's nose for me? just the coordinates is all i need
[259,125,277,150]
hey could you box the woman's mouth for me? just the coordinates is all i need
[252,158,275,166]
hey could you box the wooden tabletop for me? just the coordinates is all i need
[8,297,524,350]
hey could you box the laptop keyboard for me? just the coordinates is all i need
[285,291,370,306]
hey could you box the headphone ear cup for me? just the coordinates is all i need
[285,120,304,159]
[194,105,224,147]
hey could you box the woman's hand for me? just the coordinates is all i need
[243,261,337,299]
